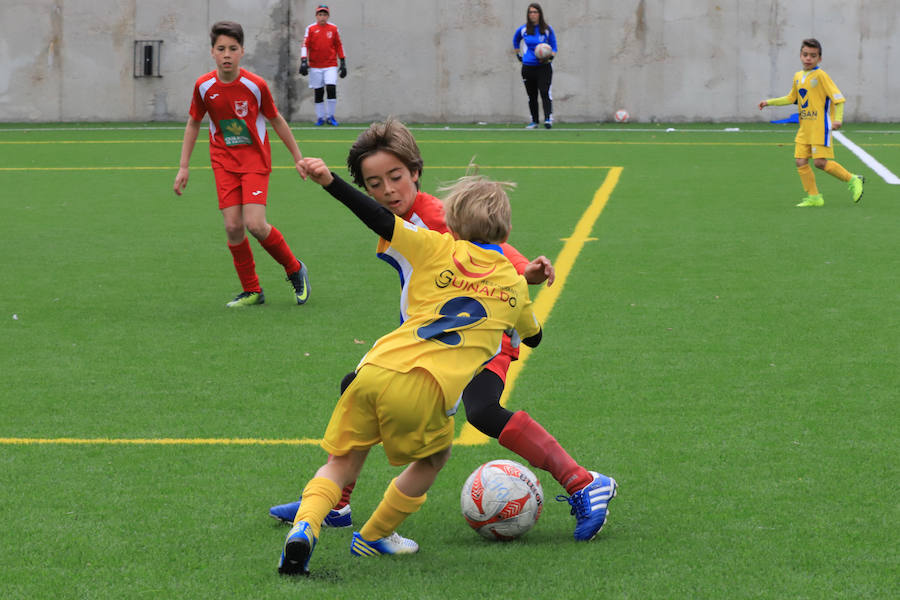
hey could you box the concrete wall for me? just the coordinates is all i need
[1,0,897,123]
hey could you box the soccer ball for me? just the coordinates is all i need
[614,109,630,123]
[534,43,553,62]
[460,459,543,540]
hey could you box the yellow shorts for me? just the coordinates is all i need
[321,364,454,466]
[794,142,835,160]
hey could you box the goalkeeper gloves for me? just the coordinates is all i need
[339,58,347,78]
[516,52,523,62]
[299,58,308,76]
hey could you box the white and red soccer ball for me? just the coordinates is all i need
[460,459,543,540]
[534,43,553,62]
[614,109,630,123]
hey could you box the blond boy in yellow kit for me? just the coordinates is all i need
[759,38,865,207]
[276,161,544,576]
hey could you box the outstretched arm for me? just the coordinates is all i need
[522,255,555,286]
[173,118,201,195]
[759,95,793,110]
[304,158,395,240]
[501,242,556,286]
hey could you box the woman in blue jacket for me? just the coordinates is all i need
[513,3,557,129]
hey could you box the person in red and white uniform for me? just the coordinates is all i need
[173,21,311,308]
[299,4,347,126]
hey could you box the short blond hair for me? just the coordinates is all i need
[440,175,514,243]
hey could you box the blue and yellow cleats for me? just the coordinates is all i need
[350,531,419,556]
[278,521,317,576]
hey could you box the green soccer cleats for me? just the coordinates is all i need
[796,194,824,207]
[226,290,265,307]
[848,175,865,203]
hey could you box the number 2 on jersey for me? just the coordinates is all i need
[417,297,488,346]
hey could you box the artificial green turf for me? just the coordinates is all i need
[1,122,897,598]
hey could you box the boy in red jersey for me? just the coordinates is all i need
[299,4,347,126]
[270,118,617,543]
[758,38,864,207]
[173,21,311,307]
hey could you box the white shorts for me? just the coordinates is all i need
[308,66,338,89]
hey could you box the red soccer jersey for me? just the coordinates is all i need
[301,22,345,68]
[188,68,278,174]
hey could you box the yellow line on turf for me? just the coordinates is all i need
[6,138,882,147]
[0,166,184,171]
[455,166,623,446]
[2,167,622,448]
[0,437,321,446]
[0,165,615,172]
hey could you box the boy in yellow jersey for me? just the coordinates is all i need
[277,160,543,576]
[759,38,864,207]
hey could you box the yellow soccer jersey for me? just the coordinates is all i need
[786,67,845,147]
[360,216,541,414]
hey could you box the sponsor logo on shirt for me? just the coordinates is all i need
[435,269,518,307]
[220,118,253,146]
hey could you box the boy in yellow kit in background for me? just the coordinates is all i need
[759,38,864,207]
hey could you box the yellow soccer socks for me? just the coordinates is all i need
[359,478,427,542]
[797,163,819,195]
[823,160,852,182]
[294,477,342,540]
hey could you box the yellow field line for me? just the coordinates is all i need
[0,437,320,446]
[456,166,623,445]
[0,165,615,172]
[2,167,621,448]
[7,139,886,147]
[0,139,746,145]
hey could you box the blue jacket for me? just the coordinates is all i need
[513,24,557,66]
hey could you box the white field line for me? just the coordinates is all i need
[834,131,900,185]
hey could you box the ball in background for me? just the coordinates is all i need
[460,459,543,540]
[534,43,553,62]
[614,109,630,123]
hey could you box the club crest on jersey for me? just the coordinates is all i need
[234,100,249,117]
[451,249,496,278]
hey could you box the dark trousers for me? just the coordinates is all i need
[521,63,553,122]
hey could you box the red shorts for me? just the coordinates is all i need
[213,169,270,210]
[482,334,520,383]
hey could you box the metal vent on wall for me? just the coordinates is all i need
[134,40,163,77]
